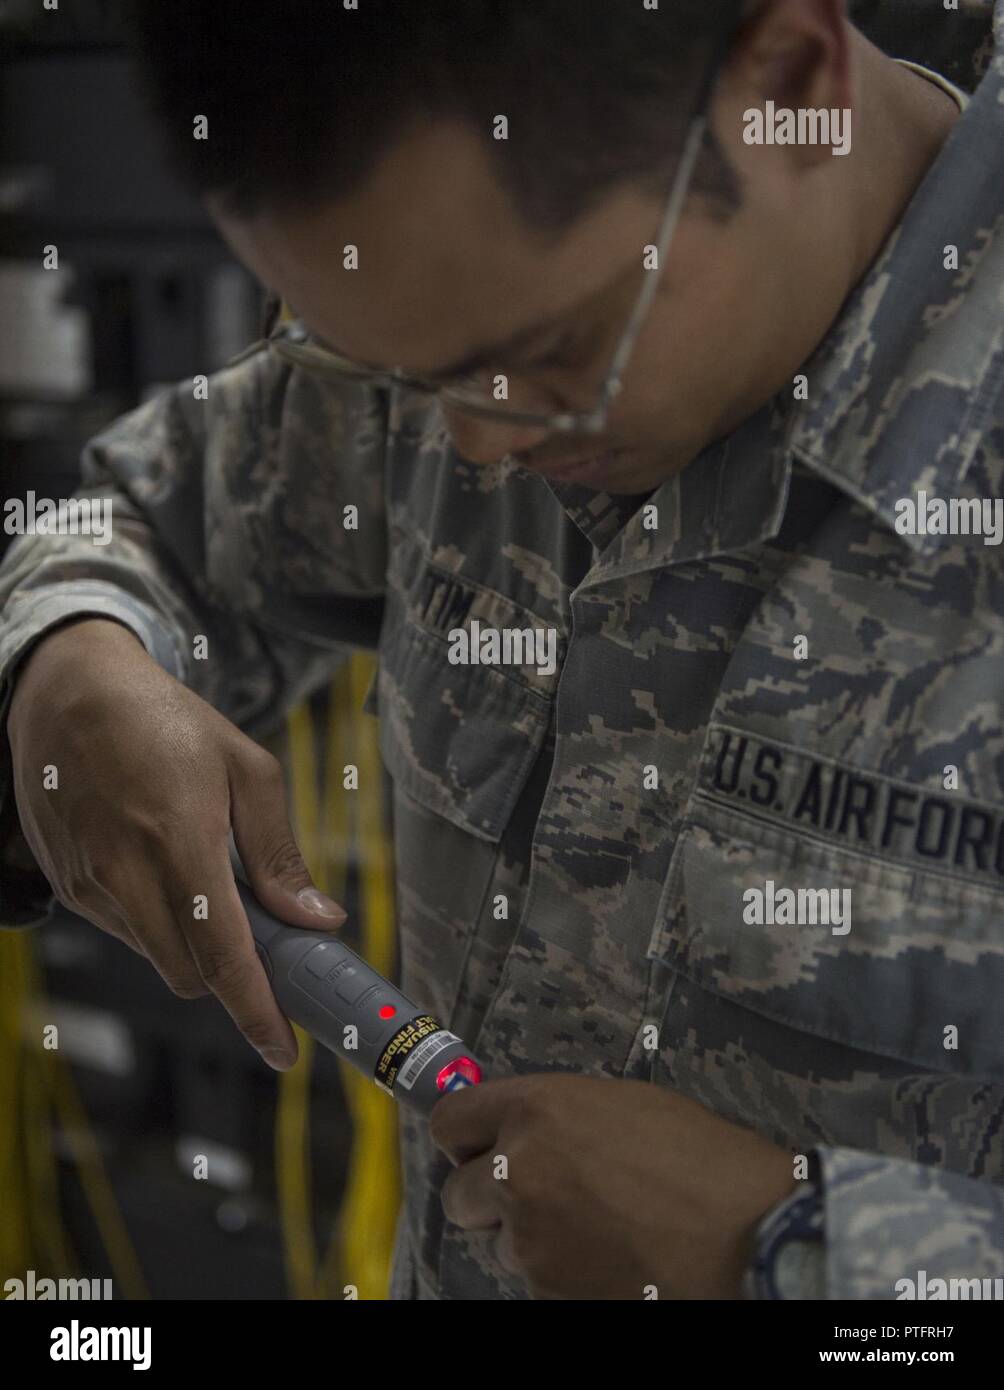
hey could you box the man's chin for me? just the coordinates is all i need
[536,446,687,494]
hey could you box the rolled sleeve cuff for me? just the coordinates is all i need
[816,1145,1004,1300]
[0,582,188,691]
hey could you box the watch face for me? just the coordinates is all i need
[751,1183,826,1300]
[774,1236,827,1301]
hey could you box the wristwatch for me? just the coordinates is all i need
[745,1152,827,1300]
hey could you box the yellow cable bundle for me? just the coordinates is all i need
[18,936,74,1284]
[278,700,324,1301]
[0,929,35,1282]
[281,653,400,1302]
[2,925,147,1298]
[318,653,399,1301]
[44,1056,148,1299]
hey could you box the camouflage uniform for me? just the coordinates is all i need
[1,1,1002,1300]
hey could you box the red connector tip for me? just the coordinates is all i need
[436,1057,482,1091]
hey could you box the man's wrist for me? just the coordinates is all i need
[745,1153,826,1300]
[8,617,146,725]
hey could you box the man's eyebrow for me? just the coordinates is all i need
[311,306,572,381]
[412,308,579,381]
[306,261,632,381]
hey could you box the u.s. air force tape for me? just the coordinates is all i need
[375,1014,461,1090]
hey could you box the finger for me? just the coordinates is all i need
[171,844,300,1067]
[109,872,214,998]
[21,806,164,967]
[18,810,151,965]
[430,1076,532,1165]
[76,882,156,965]
[441,1150,505,1231]
[56,861,186,973]
[230,748,347,927]
[494,1221,524,1281]
[63,888,154,964]
[104,920,151,960]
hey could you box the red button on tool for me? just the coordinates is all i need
[436,1056,482,1091]
[379,1005,397,1019]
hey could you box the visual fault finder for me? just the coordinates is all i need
[235,874,484,1111]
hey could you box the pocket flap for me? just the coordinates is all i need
[649,797,1002,1078]
[376,623,551,843]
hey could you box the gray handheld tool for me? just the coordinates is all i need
[234,873,483,1111]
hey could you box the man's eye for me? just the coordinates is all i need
[518,328,582,372]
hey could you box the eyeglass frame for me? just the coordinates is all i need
[226,4,744,438]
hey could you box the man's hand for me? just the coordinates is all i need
[7,617,347,1070]
[431,1073,797,1299]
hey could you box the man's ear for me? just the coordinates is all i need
[721,0,854,170]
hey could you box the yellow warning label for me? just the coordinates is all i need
[375,1014,443,1088]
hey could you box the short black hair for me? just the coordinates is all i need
[128,0,745,237]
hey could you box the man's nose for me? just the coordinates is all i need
[440,403,551,467]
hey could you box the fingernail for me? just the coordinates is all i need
[297,887,347,922]
[261,1046,296,1071]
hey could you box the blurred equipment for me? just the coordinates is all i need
[0,0,260,559]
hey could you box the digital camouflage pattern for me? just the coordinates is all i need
[0,1,1002,1300]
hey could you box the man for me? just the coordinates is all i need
[0,0,1001,1299]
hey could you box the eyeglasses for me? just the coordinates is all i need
[226,6,742,437]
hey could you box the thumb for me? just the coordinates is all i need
[231,759,347,929]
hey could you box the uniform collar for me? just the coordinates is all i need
[786,35,1004,556]
[540,393,795,585]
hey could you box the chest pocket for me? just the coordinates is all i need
[371,615,553,840]
[648,773,1004,1082]
[369,525,559,837]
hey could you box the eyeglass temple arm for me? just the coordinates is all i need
[594,112,708,412]
[593,0,745,418]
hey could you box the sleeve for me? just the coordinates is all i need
[0,343,390,928]
[747,1146,1004,1299]
[814,1146,1004,1299]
